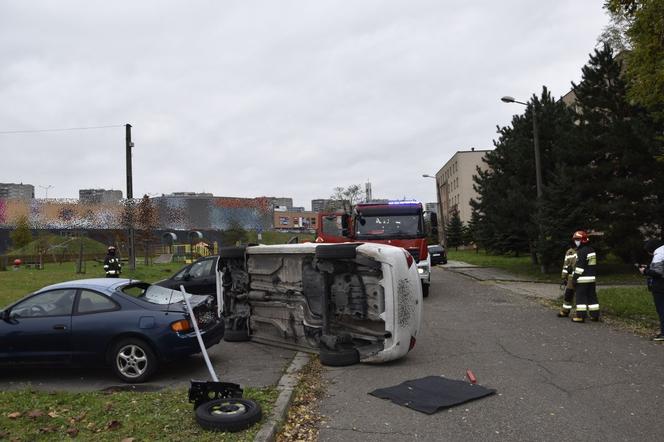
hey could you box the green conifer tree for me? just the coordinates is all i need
[10,215,32,250]
[445,211,464,250]
[472,87,576,262]
[571,43,662,261]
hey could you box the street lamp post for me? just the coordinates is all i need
[501,95,545,273]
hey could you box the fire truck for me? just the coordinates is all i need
[315,201,438,297]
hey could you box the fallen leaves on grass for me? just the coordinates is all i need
[106,420,122,431]
[38,426,57,433]
[65,427,79,438]
[70,411,86,423]
[26,409,45,419]
[7,411,22,419]
[277,357,325,442]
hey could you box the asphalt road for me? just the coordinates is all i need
[318,266,664,442]
[0,340,295,392]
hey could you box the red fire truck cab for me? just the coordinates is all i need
[316,201,438,297]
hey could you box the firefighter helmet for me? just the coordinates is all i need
[107,246,116,253]
[572,231,589,243]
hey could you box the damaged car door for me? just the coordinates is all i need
[217,242,422,366]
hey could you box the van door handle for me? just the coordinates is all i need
[53,324,67,330]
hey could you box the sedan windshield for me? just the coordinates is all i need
[122,282,192,305]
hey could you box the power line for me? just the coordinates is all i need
[0,124,125,135]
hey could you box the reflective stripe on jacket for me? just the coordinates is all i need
[561,247,577,281]
[573,245,596,284]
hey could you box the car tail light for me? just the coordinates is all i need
[409,336,417,351]
[403,249,414,268]
[171,319,192,332]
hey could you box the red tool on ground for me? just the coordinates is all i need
[466,369,477,384]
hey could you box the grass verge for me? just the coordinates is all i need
[542,286,659,335]
[447,249,642,284]
[0,387,277,441]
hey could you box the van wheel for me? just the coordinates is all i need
[319,346,359,367]
[224,327,250,342]
[422,283,429,298]
[219,247,246,259]
[315,244,359,260]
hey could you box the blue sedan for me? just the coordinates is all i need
[0,278,224,383]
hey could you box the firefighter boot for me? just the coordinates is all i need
[573,303,587,323]
[558,290,574,318]
[589,311,600,322]
[572,309,586,323]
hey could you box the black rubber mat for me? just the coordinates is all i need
[369,375,496,414]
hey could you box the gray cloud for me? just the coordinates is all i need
[0,0,608,208]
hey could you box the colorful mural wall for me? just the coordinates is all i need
[0,196,274,231]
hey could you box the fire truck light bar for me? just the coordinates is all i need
[387,200,420,206]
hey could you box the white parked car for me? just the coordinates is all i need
[216,242,422,366]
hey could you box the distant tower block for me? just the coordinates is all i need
[365,181,372,202]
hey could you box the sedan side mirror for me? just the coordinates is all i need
[1,309,10,321]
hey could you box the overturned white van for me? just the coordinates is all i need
[216,242,422,366]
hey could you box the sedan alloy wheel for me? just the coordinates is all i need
[112,338,157,383]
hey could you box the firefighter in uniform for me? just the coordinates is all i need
[557,242,578,317]
[104,246,122,278]
[571,231,599,322]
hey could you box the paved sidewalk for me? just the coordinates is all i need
[0,340,295,392]
[443,260,643,301]
[444,260,537,282]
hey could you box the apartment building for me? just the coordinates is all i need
[311,199,345,213]
[434,149,491,227]
[274,210,317,230]
[0,183,34,200]
[79,188,123,204]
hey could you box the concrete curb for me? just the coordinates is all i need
[254,351,311,442]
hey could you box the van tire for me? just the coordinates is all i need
[422,283,429,298]
[218,247,246,259]
[224,327,250,342]
[319,346,359,367]
[315,244,359,260]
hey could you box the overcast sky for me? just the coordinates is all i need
[0,1,608,209]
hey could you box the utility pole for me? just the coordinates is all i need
[501,96,546,273]
[126,123,136,271]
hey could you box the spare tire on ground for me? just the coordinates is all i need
[195,397,262,432]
